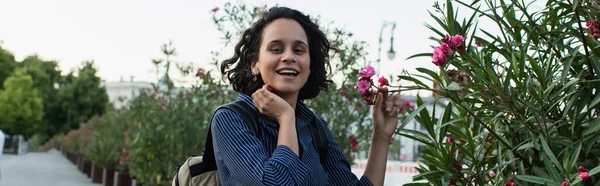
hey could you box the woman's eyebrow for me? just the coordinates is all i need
[266,39,308,46]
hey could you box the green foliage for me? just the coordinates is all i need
[0,69,44,137]
[84,111,130,169]
[27,133,48,152]
[0,46,17,90]
[125,86,234,185]
[59,61,109,131]
[20,55,66,137]
[400,0,600,185]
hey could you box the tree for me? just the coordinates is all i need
[0,46,18,90]
[20,55,66,137]
[0,69,44,137]
[59,61,109,131]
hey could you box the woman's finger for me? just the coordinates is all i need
[374,92,383,110]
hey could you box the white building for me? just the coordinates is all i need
[103,80,155,108]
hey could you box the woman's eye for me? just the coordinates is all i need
[294,49,305,54]
[270,48,283,53]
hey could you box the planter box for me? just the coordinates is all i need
[102,167,116,186]
[83,159,92,178]
[91,163,104,183]
[113,171,131,186]
[77,156,84,172]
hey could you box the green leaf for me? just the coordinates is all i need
[572,0,579,11]
[413,170,443,181]
[402,183,429,186]
[400,96,434,132]
[399,129,433,146]
[539,136,565,173]
[515,175,559,185]
[446,82,461,91]
[584,119,600,136]
[544,155,562,183]
[416,67,441,83]
[407,53,433,60]
[590,164,600,176]
[569,143,582,172]
[516,141,535,151]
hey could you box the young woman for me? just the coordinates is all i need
[213,6,401,186]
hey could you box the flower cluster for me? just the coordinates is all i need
[120,130,131,165]
[504,177,515,186]
[347,134,359,150]
[356,66,399,104]
[356,66,380,104]
[579,166,590,180]
[398,99,415,114]
[586,20,600,40]
[432,34,465,67]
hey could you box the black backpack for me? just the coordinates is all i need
[173,100,329,186]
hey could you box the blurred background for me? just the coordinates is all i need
[0,0,514,185]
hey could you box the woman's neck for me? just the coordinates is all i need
[275,91,299,111]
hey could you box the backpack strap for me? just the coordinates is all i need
[195,100,263,176]
[309,116,329,167]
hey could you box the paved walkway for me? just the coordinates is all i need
[0,149,101,186]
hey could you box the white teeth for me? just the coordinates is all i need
[278,70,298,75]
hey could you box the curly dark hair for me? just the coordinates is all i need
[220,6,333,100]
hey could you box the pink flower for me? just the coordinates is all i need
[365,97,373,105]
[432,46,448,66]
[450,35,465,51]
[348,135,359,149]
[586,20,600,39]
[440,43,453,53]
[124,131,129,136]
[475,40,482,47]
[561,181,568,186]
[161,105,167,110]
[161,95,166,100]
[212,7,219,12]
[403,100,415,109]
[356,80,371,96]
[442,34,452,44]
[359,66,376,79]
[488,171,495,177]
[446,137,453,143]
[448,179,455,185]
[350,140,359,150]
[378,76,389,86]
[579,166,586,172]
[580,172,589,180]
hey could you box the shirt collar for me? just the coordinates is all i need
[237,93,314,127]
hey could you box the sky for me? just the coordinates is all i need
[0,0,443,83]
[2,0,547,93]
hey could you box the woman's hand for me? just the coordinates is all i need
[252,84,295,123]
[372,86,401,141]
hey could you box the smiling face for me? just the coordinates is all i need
[251,18,311,97]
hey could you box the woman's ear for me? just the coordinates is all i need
[251,61,260,75]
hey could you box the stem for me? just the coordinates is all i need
[569,0,594,76]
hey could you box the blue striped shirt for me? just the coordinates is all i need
[211,93,373,186]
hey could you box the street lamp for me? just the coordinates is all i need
[376,21,397,78]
